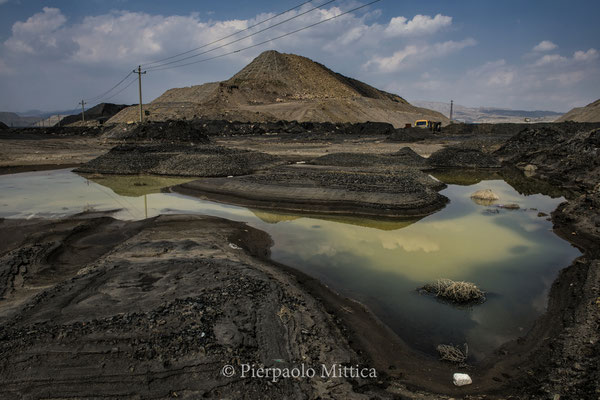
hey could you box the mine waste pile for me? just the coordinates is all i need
[107,50,448,127]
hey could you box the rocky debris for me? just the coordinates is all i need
[470,189,500,206]
[74,143,281,177]
[174,164,448,218]
[427,146,501,168]
[495,126,600,192]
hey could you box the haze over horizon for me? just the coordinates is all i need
[0,0,598,113]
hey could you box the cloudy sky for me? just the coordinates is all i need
[0,0,598,113]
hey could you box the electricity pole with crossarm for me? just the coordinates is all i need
[133,66,147,123]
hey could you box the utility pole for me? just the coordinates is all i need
[133,65,147,123]
[449,100,454,122]
[80,100,87,122]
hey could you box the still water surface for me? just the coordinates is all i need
[0,169,579,360]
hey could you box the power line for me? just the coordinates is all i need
[147,0,381,73]
[83,71,134,103]
[100,76,138,102]
[145,0,336,71]
[77,2,318,108]
[142,0,316,67]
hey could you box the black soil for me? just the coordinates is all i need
[74,143,281,177]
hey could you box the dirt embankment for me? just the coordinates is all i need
[174,164,448,218]
[0,214,396,399]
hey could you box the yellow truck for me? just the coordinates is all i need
[415,119,441,132]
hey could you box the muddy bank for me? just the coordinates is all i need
[0,214,397,399]
[173,164,448,218]
[74,143,282,177]
[0,130,111,172]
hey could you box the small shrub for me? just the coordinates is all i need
[437,343,468,363]
[422,278,486,304]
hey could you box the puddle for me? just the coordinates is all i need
[0,168,580,361]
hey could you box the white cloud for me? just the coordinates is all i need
[5,7,68,54]
[532,40,557,52]
[533,54,568,66]
[574,48,599,62]
[1,5,597,113]
[385,14,452,37]
[365,38,476,72]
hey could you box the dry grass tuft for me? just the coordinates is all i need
[437,343,468,363]
[422,278,486,304]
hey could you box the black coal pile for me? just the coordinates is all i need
[496,126,600,191]
[427,147,501,168]
[104,120,396,141]
[104,120,211,142]
[75,143,280,177]
[391,147,428,167]
[60,103,130,126]
[387,127,433,142]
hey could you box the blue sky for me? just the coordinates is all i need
[0,0,598,113]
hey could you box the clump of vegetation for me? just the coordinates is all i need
[437,343,468,363]
[422,278,486,304]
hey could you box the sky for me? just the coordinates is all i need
[0,0,598,113]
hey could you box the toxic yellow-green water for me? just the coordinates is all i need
[0,169,579,361]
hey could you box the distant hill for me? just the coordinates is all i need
[556,99,600,122]
[109,50,448,127]
[412,101,563,123]
[0,112,42,127]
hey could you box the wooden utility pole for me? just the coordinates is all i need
[133,66,147,123]
[80,100,87,122]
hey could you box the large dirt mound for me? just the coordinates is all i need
[556,99,600,122]
[0,121,8,130]
[74,144,280,177]
[108,50,448,128]
[495,126,600,190]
